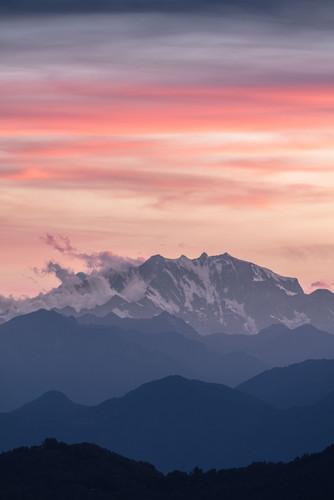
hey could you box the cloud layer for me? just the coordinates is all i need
[1,13,334,295]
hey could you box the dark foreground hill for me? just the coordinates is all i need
[1,439,334,500]
[1,376,334,471]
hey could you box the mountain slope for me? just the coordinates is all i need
[2,440,334,500]
[0,440,161,500]
[75,310,199,339]
[65,252,334,334]
[1,309,333,413]
[0,309,266,412]
[1,376,334,472]
[238,359,334,408]
[97,252,306,334]
[0,376,276,471]
[203,323,334,366]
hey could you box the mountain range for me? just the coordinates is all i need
[2,309,334,411]
[2,374,334,471]
[202,323,334,365]
[0,309,268,411]
[70,252,334,335]
[2,252,334,335]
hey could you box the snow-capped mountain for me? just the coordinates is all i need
[2,252,334,335]
[76,252,334,335]
[93,252,299,333]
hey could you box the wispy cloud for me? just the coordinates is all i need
[279,245,334,259]
[1,165,333,210]
[42,233,143,271]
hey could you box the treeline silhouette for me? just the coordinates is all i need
[0,439,333,500]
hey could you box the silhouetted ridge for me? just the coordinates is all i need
[203,323,334,366]
[3,374,334,471]
[310,288,333,298]
[256,323,325,339]
[77,310,199,339]
[1,440,334,499]
[239,359,334,409]
[0,309,269,412]
[257,323,292,337]
[15,390,82,417]
[110,375,270,410]
[2,309,74,332]
[0,376,276,471]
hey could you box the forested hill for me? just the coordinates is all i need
[1,439,334,500]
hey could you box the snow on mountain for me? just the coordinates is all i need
[98,252,307,334]
[2,252,334,335]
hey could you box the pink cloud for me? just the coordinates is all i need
[1,82,334,137]
[2,164,332,210]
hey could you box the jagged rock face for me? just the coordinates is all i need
[3,252,334,334]
[93,252,318,334]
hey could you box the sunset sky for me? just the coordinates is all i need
[1,5,334,296]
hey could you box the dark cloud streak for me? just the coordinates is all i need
[0,0,284,15]
[0,0,333,23]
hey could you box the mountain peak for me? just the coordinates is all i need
[35,390,71,403]
[2,309,74,331]
[3,251,334,336]
[198,252,209,261]
[86,251,313,335]
[15,390,79,416]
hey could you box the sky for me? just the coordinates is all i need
[1,2,334,296]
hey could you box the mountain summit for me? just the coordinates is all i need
[2,252,334,335]
[97,252,306,334]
